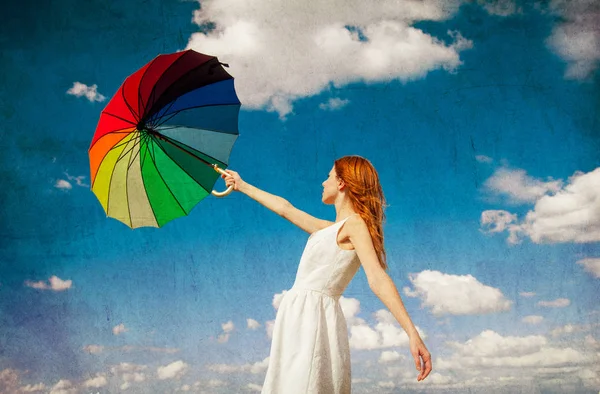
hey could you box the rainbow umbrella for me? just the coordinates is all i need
[89,49,240,229]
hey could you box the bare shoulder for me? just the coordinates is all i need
[344,214,369,234]
[344,215,381,272]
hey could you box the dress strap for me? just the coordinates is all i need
[343,213,359,220]
[337,213,359,224]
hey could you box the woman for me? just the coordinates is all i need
[222,155,431,393]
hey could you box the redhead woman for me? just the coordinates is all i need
[222,155,431,394]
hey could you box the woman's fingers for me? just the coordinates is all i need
[417,350,432,381]
[411,343,432,382]
[412,351,421,373]
[421,357,432,380]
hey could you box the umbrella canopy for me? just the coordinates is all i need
[89,49,240,229]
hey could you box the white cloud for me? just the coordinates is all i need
[519,291,536,297]
[0,370,45,393]
[403,270,512,316]
[157,360,189,380]
[247,318,260,329]
[272,291,287,310]
[217,333,230,343]
[480,210,518,238]
[319,97,350,111]
[426,372,455,385]
[378,380,396,388]
[113,323,128,335]
[82,345,104,354]
[481,167,600,244]
[83,374,107,388]
[54,179,72,190]
[349,309,425,350]
[0,369,19,393]
[584,334,600,349]
[522,315,544,325]
[475,154,493,163]
[20,383,47,392]
[109,363,147,390]
[378,350,402,363]
[222,321,234,332]
[66,82,106,102]
[204,379,227,387]
[207,357,269,375]
[537,298,570,308]
[49,379,77,394]
[478,0,520,16]
[447,330,547,358]
[439,330,593,370]
[111,363,147,374]
[120,372,145,387]
[483,167,563,204]
[64,172,89,188]
[392,327,599,390]
[339,296,363,325]
[218,320,234,343]
[576,258,600,278]
[25,275,72,291]
[265,320,275,339]
[550,323,593,337]
[546,0,600,79]
[186,0,471,118]
[83,344,179,354]
[246,383,263,392]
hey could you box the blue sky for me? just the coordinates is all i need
[1,0,599,393]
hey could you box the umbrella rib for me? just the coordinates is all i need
[148,99,178,127]
[116,134,142,163]
[103,137,128,220]
[111,134,141,160]
[101,111,137,126]
[147,134,188,215]
[89,128,136,152]
[157,133,227,168]
[127,137,144,171]
[137,56,159,119]
[152,103,240,131]
[145,57,225,121]
[157,123,239,137]
[121,134,144,170]
[147,82,240,125]
[138,135,161,226]
[144,50,193,120]
[151,135,213,195]
[120,84,140,124]
[90,133,140,189]
[114,134,142,227]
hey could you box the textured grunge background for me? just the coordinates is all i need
[0,0,599,393]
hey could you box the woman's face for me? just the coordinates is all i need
[321,166,340,204]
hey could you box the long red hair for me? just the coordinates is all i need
[334,156,387,270]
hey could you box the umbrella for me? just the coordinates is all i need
[89,49,240,228]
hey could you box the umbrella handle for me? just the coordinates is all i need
[211,165,234,197]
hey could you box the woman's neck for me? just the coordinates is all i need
[334,197,356,222]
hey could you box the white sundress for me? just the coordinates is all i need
[261,215,361,394]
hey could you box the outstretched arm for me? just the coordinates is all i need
[222,170,333,234]
[345,216,432,382]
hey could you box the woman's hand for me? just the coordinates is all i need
[409,336,432,381]
[221,169,245,192]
